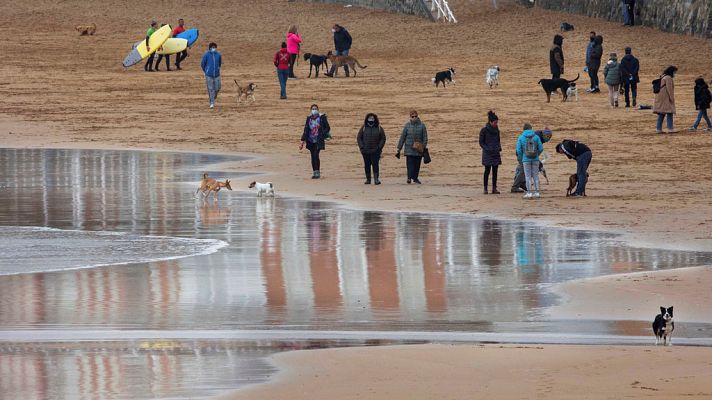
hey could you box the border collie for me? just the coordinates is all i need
[432,68,455,88]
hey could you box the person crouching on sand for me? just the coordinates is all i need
[357,113,386,185]
[300,104,330,179]
[479,110,502,194]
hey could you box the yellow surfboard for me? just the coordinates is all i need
[156,38,188,55]
[122,24,171,67]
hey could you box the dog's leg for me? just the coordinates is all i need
[546,92,551,103]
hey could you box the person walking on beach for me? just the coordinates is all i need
[654,66,677,133]
[357,113,386,185]
[624,0,636,26]
[274,42,291,99]
[689,77,712,132]
[620,47,639,107]
[550,34,565,80]
[172,18,188,70]
[325,24,352,78]
[286,25,302,79]
[201,42,222,109]
[155,23,171,71]
[603,52,621,107]
[556,139,592,197]
[587,35,603,93]
[516,123,543,199]
[144,20,158,72]
[396,110,428,184]
[479,110,502,194]
[300,104,330,179]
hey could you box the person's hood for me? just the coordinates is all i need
[695,77,707,87]
[363,113,380,127]
[594,35,603,45]
[522,129,536,138]
[553,34,563,46]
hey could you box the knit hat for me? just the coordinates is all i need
[487,110,498,122]
[523,123,532,130]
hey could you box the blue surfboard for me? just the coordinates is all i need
[176,28,199,47]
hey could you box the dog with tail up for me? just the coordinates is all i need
[196,173,232,200]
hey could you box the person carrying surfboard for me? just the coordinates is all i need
[144,20,158,72]
[172,18,188,70]
[201,42,222,109]
[155,23,172,71]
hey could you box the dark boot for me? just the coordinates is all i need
[364,176,371,184]
[633,97,637,107]
[374,174,381,185]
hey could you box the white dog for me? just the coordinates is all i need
[486,66,500,88]
[566,83,579,101]
[249,181,275,197]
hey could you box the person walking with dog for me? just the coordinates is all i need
[587,35,603,93]
[620,47,639,107]
[274,42,291,99]
[300,104,330,179]
[479,110,501,194]
[286,25,302,79]
[654,66,678,133]
[200,42,222,109]
[357,113,386,185]
[603,52,622,107]
[397,110,428,184]
[325,24,352,78]
[172,18,188,70]
[144,20,158,72]
[516,123,543,199]
[556,139,592,198]
[689,77,712,131]
[549,34,565,80]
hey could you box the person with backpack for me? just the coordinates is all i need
[556,140,592,198]
[357,113,386,185]
[653,66,678,133]
[511,127,552,193]
[300,104,330,179]
[516,123,544,199]
[587,34,603,93]
[550,35,565,79]
[479,110,502,194]
[603,52,622,107]
[274,42,291,100]
[620,47,639,107]
[689,77,712,132]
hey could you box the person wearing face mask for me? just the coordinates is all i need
[300,104,331,179]
[479,111,502,194]
[357,113,386,185]
[324,24,352,78]
[201,42,222,109]
[396,110,428,184]
[653,66,677,133]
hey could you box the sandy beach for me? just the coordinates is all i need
[2,0,712,398]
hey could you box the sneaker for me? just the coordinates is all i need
[288,77,296,80]
[413,179,422,184]
[569,193,583,198]
[688,127,698,132]
[534,192,541,198]
[586,88,594,93]
[655,130,663,134]
[280,96,287,100]
[591,88,601,93]
[209,103,214,109]
[705,127,712,132]
[523,192,532,199]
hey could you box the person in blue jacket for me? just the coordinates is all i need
[516,123,544,199]
[201,42,222,109]
[325,24,352,77]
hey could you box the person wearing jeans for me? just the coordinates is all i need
[653,66,678,133]
[357,113,386,185]
[300,104,330,179]
[556,140,592,197]
[690,77,712,131]
[200,42,222,109]
[325,24,352,77]
[516,123,543,199]
[397,110,428,184]
[274,42,291,99]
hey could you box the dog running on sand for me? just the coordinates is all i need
[234,81,256,104]
[433,68,455,88]
[196,173,233,199]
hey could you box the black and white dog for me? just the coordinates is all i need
[303,53,329,78]
[432,68,455,88]
[653,306,674,346]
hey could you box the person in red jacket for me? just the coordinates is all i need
[274,42,291,100]
[172,18,188,70]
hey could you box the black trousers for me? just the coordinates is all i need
[362,153,380,179]
[551,71,561,79]
[156,54,170,70]
[484,165,498,190]
[144,53,155,71]
[289,53,297,78]
[406,155,422,180]
[176,50,188,67]
[309,147,321,171]
[627,4,635,26]
[623,80,638,106]
[588,65,600,89]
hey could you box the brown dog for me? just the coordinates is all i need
[326,51,368,77]
[196,173,232,199]
[75,23,97,35]
[566,172,589,197]
[234,80,256,104]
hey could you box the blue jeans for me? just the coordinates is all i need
[693,109,712,129]
[328,49,349,76]
[205,76,221,105]
[277,69,289,97]
[575,151,592,196]
[623,4,632,25]
[656,113,673,131]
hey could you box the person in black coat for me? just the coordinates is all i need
[587,35,603,93]
[550,34,565,79]
[479,111,502,194]
[619,47,639,107]
[300,104,331,179]
[325,24,353,77]
[624,0,636,26]
[690,77,712,131]
[556,139,592,197]
[357,113,386,185]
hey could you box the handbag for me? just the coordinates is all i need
[423,148,431,164]
[412,140,424,154]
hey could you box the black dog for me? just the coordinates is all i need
[538,74,580,102]
[653,306,674,346]
[560,22,575,32]
[303,53,329,78]
[432,68,455,88]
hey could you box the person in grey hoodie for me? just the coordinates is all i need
[603,52,621,107]
[396,110,428,184]
[357,113,386,185]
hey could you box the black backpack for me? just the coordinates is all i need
[652,77,662,94]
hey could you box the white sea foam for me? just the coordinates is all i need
[0,226,228,276]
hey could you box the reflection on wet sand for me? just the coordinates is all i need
[1,148,712,399]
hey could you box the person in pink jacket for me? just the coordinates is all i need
[286,25,302,79]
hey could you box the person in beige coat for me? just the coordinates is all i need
[654,66,678,133]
